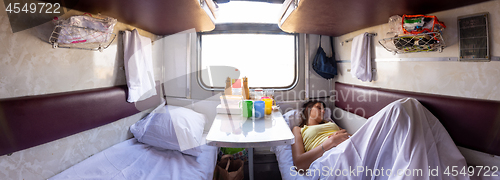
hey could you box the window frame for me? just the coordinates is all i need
[197,23,299,91]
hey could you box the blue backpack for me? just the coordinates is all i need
[312,36,337,79]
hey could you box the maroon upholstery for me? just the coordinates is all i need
[334,82,500,156]
[0,84,162,156]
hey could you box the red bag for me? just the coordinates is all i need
[402,15,446,34]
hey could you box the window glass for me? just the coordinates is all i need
[201,33,295,88]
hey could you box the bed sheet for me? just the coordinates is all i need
[274,98,470,180]
[49,134,217,180]
[272,143,307,180]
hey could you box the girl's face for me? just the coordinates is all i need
[308,102,325,125]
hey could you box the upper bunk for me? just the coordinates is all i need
[58,0,218,35]
[278,0,492,36]
[54,0,492,37]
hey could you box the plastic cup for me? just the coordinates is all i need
[253,101,265,118]
[239,100,253,118]
[262,98,273,115]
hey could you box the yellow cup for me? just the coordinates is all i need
[262,98,273,115]
[265,108,272,115]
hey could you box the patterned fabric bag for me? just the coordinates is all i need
[218,147,248,162]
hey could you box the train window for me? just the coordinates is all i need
[198,1,297,90]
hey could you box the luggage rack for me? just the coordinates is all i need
[378,32,445,54]
[48,25,117,52]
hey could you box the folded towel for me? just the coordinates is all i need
[123,29,157,102]
[350,33,372,82]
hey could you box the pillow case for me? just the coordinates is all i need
[130,105,206,156]
[282,108,334,130]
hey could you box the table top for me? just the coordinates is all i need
[206,108,295,148]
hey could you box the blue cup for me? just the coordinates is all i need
[253,101,265,118]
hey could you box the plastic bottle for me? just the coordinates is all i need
[224,77,232,95]
[242,77,250,100]
[388,15,404,36]
[232,79,242,95]
[254,88,263,100]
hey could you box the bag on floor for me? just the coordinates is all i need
[213,154,244,180]
[219,147,248,162]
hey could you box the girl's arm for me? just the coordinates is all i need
[291,127,349,170]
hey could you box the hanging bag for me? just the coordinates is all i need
[401,14,446,34]
[312,35,338,79]
[213,154,244,180]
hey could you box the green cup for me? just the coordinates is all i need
[240,100,253,118]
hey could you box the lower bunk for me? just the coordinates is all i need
[49,103,219,180]
[49,135,217,180]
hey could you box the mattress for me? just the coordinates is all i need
[49,134,218,180]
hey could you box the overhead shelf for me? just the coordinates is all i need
[61,0,217,35]
[278,0,490,36]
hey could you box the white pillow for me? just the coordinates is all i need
[282,108,333,130]
[283,110,302,130]
[130,105,206,156]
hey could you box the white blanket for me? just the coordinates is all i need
[123,29,156,103]
[49,136,218,180]
[305,98,468,179]
[350,33,372,82]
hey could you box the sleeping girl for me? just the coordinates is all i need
[289,98,469,179]
[291,100,351,171]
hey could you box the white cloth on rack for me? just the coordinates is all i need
[123,29,156,103]
[350,32,372,82]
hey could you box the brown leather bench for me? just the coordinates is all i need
[0,84,161,156]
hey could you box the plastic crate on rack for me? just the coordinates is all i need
[378,32,445,54]
[49,25,116,51]
[48,14,117,51]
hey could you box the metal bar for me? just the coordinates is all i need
[119,30,154,44]
[341,33,377,46]
[376,57,458,62]
[346,68,376,72]
[336,57,459,62]
[249,148,254,180]
[186,33,192,99]
[460,36,488,39]
[460,48,489,50]
[304,34,309,100]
